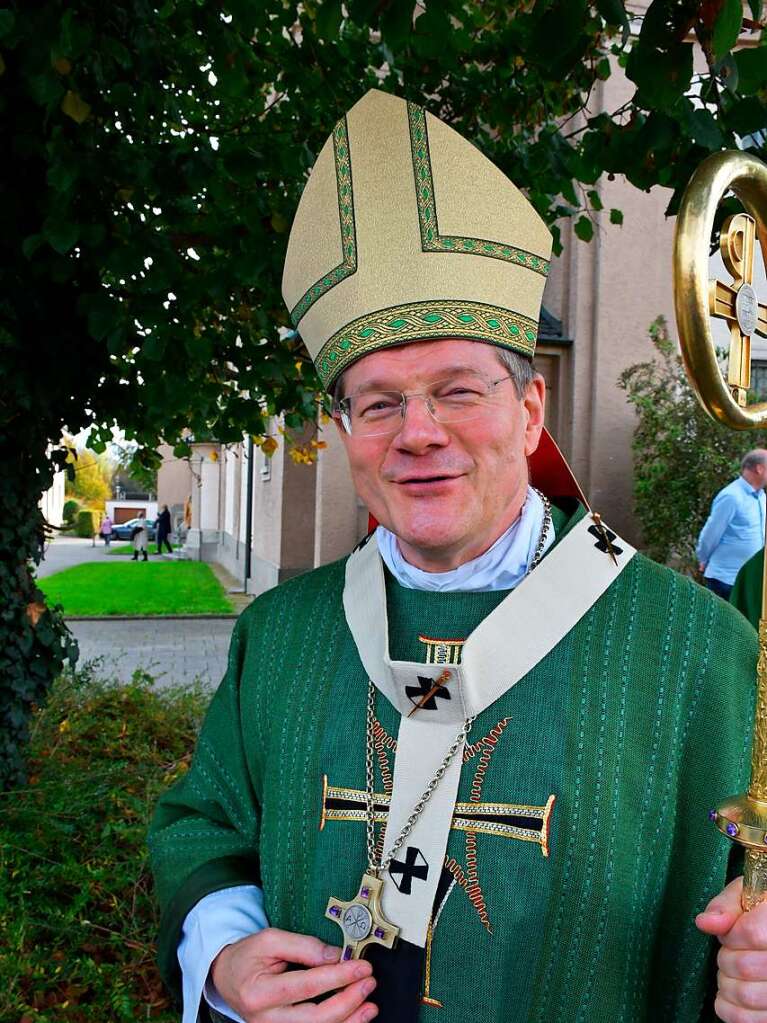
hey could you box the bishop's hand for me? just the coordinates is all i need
[696,876,767,1021]
[210,928,378,1022]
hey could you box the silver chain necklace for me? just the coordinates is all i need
[324,492,553,960]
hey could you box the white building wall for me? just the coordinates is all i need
[199,457,220,531]
[40,466,66,528]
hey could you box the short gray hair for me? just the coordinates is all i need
[494,347,536,399]
[741,449,767,472]
[330,344,536,403]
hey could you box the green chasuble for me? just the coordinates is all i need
[149,503,756,1022]
[730,548,764,630]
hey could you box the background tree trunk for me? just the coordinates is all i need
[0,430,77,790]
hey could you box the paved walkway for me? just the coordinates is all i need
[40,535,248,688]
[36,536,113,578]
[68,617,235,689]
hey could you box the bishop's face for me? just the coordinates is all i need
[334,338,546,572]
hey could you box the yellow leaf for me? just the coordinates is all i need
[270,212,288,233]
[59,718,70,733]
[261,437,278,457]
[210,450,219,462]
[61,90,91,124]
[53,57,72,75]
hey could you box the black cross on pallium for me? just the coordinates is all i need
[587,523,623,556]
[389,846,429,895]
[405,675,451,710]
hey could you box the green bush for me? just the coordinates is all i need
[74,509,99,538]
[0,664,210,1022]
[619,317,767,571]
[62,499,80,525]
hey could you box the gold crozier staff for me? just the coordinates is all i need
[674,149,767,908]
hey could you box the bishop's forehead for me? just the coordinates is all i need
[282,89,552,390]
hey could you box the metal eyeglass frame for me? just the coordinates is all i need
[332,374,514,437]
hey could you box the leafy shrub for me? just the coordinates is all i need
[62,499,80,525]
[618,317,767,571]
[0,664,210,1022]
[74,509,99,538]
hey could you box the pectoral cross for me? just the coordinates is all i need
[325,872,399,961]
[709,212,767,407]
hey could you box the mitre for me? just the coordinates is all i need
[282,88,552,390]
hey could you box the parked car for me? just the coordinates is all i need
[110,517,157,542]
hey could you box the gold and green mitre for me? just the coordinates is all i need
[282,88,553,390]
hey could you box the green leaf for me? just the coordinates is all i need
[713,0,743,60]
[574,215,594,241]
[609,208,624,225]
[42,217,79,255]
[587,188,603,211]
[748,0,763,19]
[21,234,43,259]
[735,45,767,94]
[315,0,343,40]
[141,335,166,361]
[61,90,91,124]
[0,8,14,38]
[380,0,415,50]
[596,0,627,27]
[83,293,118,342]
[626,42,694,109]
[724,96,767,136]
[688,108,725,149]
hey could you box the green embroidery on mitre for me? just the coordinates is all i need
[290,117,358,327]
[407,102,550,278]
[316,300,538,388]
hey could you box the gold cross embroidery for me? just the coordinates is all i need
[709,212,767,407]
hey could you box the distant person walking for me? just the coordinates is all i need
[156,504,172,555]
[131,512,149,562]
[99,515,113,548]
[696,449,767,599]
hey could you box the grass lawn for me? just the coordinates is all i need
[106,543,181,556]
[38,561,234,616]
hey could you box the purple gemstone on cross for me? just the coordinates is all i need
[708,809,717,822]
[374,927,385,939]
[360,887,370,899]
[342,946,353,961]
[329,905,341,917]
[726,822,739,837]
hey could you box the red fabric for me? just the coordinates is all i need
[366,428,586,532]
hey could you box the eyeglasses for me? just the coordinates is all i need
[334,374,514,438]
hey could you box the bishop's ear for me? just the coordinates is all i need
[523,375,546,458]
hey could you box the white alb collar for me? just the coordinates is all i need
[375,485,553,592]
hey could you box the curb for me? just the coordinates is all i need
[64,614,240,622]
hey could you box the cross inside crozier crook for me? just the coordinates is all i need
[325,872,399,961]
[709,212,767,407]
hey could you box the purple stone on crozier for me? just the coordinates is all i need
[329,905,341,917]
[374,927,385,939]
[342,946,353,961]
[726,822,739,837]
[360,887,370,899]
[708,809,717,822]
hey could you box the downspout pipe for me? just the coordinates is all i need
[244,436,254,592]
